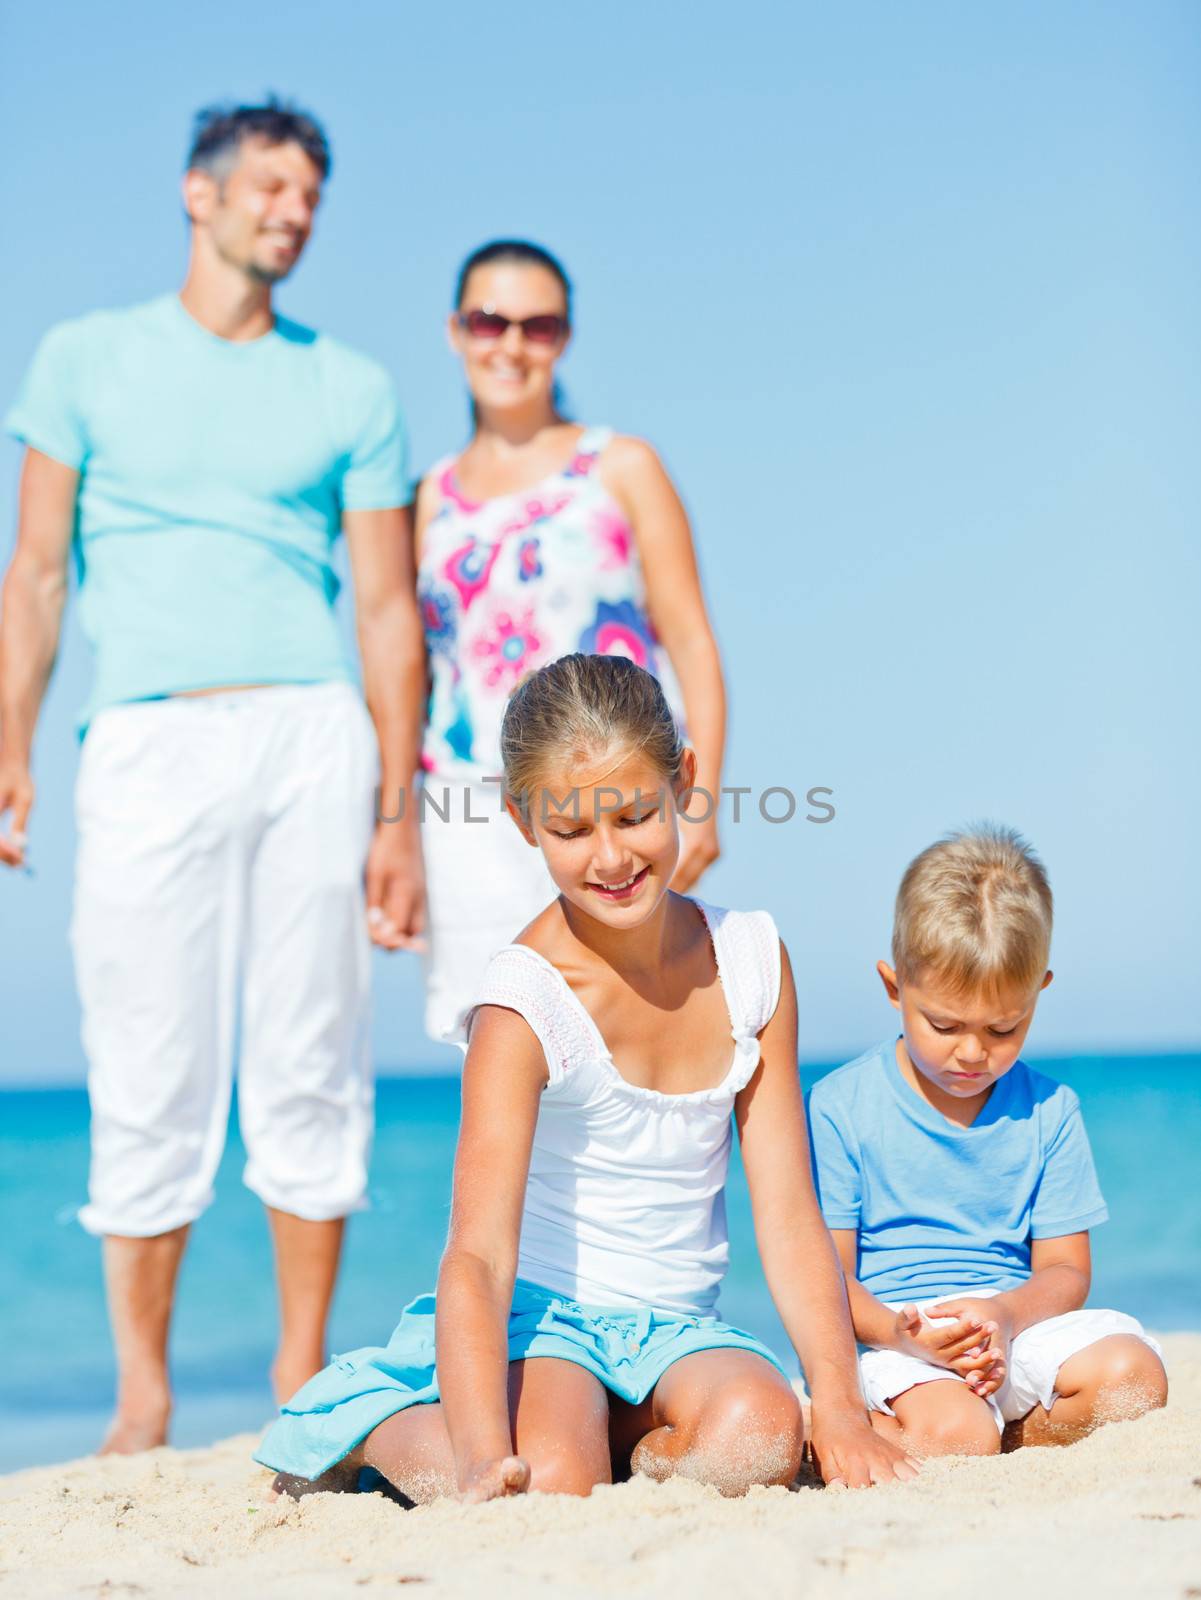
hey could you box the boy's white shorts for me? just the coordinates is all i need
[71,683,378,1237]
[419,779,556,1045]
[859,1294,1164,1432]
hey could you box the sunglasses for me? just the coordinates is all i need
[457,307,568,345]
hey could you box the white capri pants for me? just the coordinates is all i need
[859,1294,1164,1432]
[72,682,378,1237]
[419,778,557,1044]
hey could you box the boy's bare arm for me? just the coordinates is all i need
[929,1233,1091,1343]
[830,1230,1002,1390]
[0,448,77,866]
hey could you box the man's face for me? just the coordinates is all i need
[187,136,322,283]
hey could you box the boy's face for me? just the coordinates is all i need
[877,961,1053,1102]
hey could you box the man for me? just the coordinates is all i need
[0,100,426,1452]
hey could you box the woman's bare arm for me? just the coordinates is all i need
[435,1003,547,1493]
[601,438,725,892]
[735,943,918,1486]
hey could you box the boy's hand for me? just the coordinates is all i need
[890,1303,1007,1398]
[459,1454,530,1503]
[924,1298,1014,1400]
[810,1404,920,1488]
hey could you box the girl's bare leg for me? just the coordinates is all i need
[889,1379,1000,1457]
[1004,1336,1168,1449]
[277,1356,613,1504]
[621,1349,804,1497]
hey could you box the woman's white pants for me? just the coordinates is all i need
[419,779,557,1044]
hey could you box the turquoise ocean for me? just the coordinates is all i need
[2,1054,1198,1474]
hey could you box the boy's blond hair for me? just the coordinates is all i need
[893,824,1053,998]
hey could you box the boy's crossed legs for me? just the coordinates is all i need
[866,1322,1167,1457]
[276,1348,803,1502]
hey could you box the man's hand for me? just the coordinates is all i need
[809,1403,920,1488]
[365,820,426,951]
[0,755,33,868]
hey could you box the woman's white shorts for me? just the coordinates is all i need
[858,1295,1164,1432]
[72,683,378,1237]
[418,778,557,1044]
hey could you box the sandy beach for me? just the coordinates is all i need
[0,1334,1197,1600]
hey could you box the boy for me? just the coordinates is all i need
[808,826,1167,1455]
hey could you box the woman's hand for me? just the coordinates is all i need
[809,1404,920,1488]
[459,1454,531,1503]
[672,813,720,892]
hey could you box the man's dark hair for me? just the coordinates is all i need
[186,97,331,180]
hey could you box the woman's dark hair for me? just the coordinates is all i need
[454,240,574,426]
[187,97,331,180]
[454,239,572,324]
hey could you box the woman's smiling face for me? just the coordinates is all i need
[449,261,570,416]
[509,744,695,928]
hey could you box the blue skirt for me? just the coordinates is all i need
[255,1278,786,1481]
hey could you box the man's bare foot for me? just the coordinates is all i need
[99,1399,170,1455]
[461,1455,530,1503]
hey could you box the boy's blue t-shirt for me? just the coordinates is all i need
[807,1040,1108,1303]
[4,296,409,731]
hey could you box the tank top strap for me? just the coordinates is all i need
[566,425,615,479]
[467,945,595,1087]
[694,900,783,1039]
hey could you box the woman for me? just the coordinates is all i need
[414,239,725,1043]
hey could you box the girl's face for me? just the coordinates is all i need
[508,744,696,929]
[448,261,570,417]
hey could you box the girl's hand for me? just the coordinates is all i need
[810,1406,920,1488]
[459,1454,531,1503]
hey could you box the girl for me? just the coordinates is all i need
[402,238,726,1044]
[257,656,916,1500]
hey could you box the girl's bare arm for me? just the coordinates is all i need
[735,943,918,1485]
[435,1003,547,1492]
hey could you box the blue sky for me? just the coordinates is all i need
[1,0,1198,1082]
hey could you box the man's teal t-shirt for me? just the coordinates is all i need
[807,1040,1109,1303]
[4,295,409,729]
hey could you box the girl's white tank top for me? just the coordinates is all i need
[469,899,782,1316]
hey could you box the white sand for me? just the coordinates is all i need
[2,1334,1199,1600]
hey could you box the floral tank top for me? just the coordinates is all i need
[417,426,683,780]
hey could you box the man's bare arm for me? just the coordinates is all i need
[0,448,77,866]
[343,504,428,949]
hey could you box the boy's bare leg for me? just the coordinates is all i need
[1004,1336,1168,1449]
[100,1227,189,1454]
[624,1350,804,1496]
[889,1379,1001,1457]
[266,1209,345,1404]
[275,1356,612,1504]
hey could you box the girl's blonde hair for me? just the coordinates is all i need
[893,824,1053,998]
[500,654,684,815]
